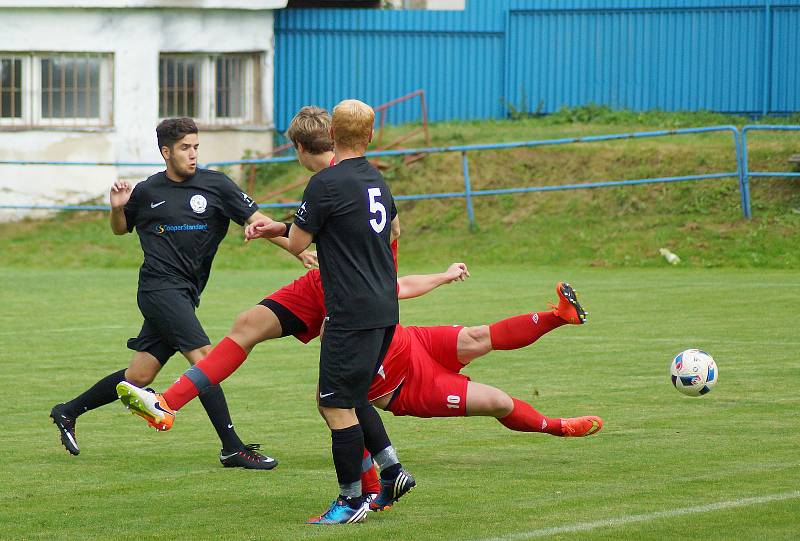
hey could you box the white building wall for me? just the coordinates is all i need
[0,7,278,219]
[385,0,465,10]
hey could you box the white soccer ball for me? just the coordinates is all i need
[670,349,718,397]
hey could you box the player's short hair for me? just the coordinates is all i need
[156,117,198,152]
[332,99,374,150]
[286,106,333,154]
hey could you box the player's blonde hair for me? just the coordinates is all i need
[285,106,333,154]
[332,99,374,151]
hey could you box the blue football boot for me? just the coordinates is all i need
[307,497,369,525]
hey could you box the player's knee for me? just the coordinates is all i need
[493,393,514,416]
[231,308,257,334]
[228,309,259,344]
[479,392,513,417]
[459,326,492,359]
[124,368,155,387]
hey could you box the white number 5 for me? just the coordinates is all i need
[367,187,387,233]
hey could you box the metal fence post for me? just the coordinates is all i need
[740,127,753,219]
[731,126,751,219]
[461,151,476,228]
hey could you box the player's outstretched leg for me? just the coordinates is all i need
[50,404,79,455]
[497,395,602,437]
[49,368,129,455]
[463,382,603,437]
[472,281,586,361]
[116,381,175,431]
[307,498,370,525]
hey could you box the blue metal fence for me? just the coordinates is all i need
[274,1,800,132]
[4,124,798,221]
[739,125,800,218]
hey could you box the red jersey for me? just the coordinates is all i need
[267,238,399,342]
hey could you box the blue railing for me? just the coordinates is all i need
[739,125,800,218]
[2,125,798,223]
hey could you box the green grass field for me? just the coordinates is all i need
[2,265,798,540]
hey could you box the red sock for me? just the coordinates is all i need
[361,449,381,495]
[498,397,563,436]
[489,311,564,350]
[163,337,248,410]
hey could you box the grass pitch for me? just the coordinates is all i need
[1,265,798,540]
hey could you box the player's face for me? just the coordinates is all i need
[294,143,316,172]
[164,134,199,179]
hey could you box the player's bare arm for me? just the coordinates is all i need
[265,235,318,269]
[245,210,278,228]
[109,180,132,235]
[244,216,285,240]
[397,262,470,300]
[286,222,313,256]
[245,213,318,268]
[244,218,311,255]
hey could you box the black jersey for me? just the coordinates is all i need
[123,169,257,302]
[294,156,398,330]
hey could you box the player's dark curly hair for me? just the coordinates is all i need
[156,117,198,153]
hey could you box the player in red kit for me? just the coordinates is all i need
[366,282,602,453]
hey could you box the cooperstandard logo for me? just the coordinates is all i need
[155,223,209,234]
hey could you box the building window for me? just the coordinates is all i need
[159,56,201,118]
[0,52,113,128]
[0,57,22,120]
[159,53,260,126]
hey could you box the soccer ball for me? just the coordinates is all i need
[670,349,718,397]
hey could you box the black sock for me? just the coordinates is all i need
[380,463,402,480]
[356,405,403,479]
[343,495,366,509]
[198,384,245,451]
[331,424,364,499]
[63,369,127,418]
[355,405,391,456]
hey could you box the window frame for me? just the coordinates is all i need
[0,54,27,127]
[159,52,261,128]
[0,52,114,129]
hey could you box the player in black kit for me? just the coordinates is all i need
[50,117,303,469]
[249,99,414,524]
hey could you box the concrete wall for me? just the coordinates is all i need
[0,7,278,218]
[0,1,286,9]
[385,0,465,9]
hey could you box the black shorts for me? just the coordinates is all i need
[126,289,211,365]
[258,298,308,338]
[318,326,395,409]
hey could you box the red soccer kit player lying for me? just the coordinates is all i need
[119,277,601,442]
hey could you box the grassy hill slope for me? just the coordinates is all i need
[1,109,798,269]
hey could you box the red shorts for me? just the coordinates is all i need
[387,325,470,418]
[264,270,325,344]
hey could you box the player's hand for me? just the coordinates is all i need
[245,218,286,241]
[109,181,133,208]
[298,250,318,269]
[443,262,470,283]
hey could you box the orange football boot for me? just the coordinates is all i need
[552,281,587,324]
[117,381,175,431]
[561,416,603,437]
